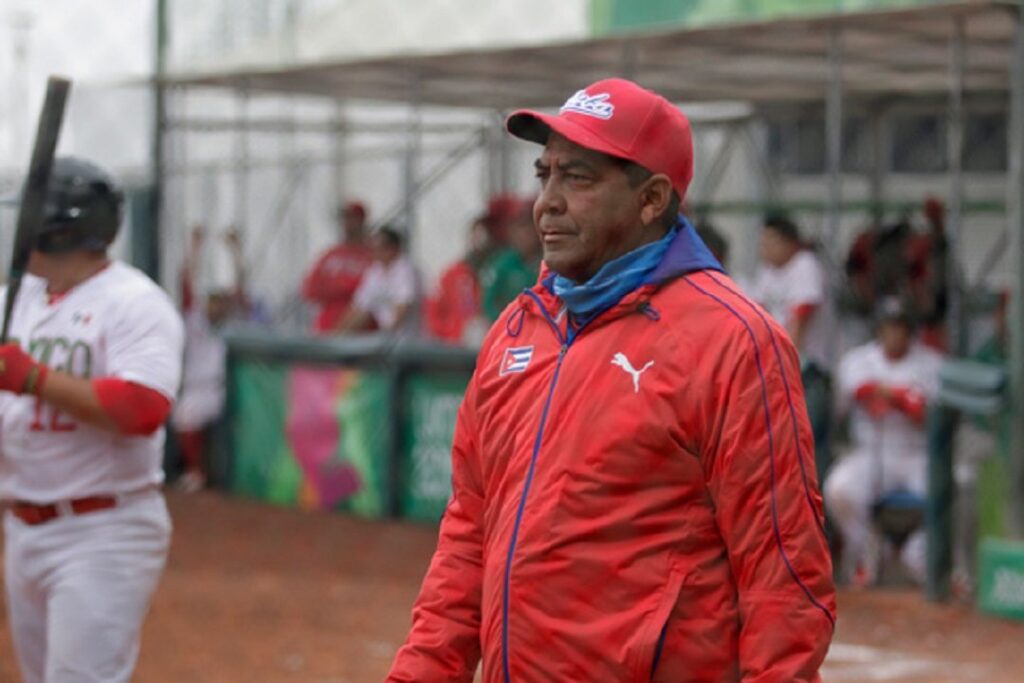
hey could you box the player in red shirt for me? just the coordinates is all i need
[302,201,373,334]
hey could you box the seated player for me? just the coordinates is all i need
[825,297,943,585]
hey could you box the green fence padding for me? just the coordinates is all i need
[401,372,471,522]
[228,358,391,518]
[224,331,477,521]
[978,538,1024,621]
[231,360,296,503]
[978,454,1009,541]
[335,371,391,518]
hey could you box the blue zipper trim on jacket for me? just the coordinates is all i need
[650,620,669,681]
[502,290,568,683]
[523,290,568,346]
[682,275,836,630]
[703,272,825,533]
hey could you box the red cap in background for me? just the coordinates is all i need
[341,201,367,221]
[505,78,694,200]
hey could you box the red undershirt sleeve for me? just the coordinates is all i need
[789,302,818,324]
[92,378,173,436]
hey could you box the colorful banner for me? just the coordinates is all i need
[591,0,945,35]
[229,359,391,517]
[401,373,470,522]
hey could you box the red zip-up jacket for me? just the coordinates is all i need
[389,223,836,682]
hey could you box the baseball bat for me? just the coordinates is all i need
[1,76,71,343]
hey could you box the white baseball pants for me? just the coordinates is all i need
[3,491,171,683]
[824,448,927,581]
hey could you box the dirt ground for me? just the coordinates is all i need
[1,491,1023,683]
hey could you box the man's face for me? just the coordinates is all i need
[206,292,233,326]
[878,319,912,359]
[26,250,50,278]
[341,210,364,242]
[533,134,649,282]
[372,234,399,264]
[760,228,792,268]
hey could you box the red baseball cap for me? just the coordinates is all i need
[340,201,367,220]
[506,78,694,199]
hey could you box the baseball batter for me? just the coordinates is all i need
[0,157,184,682]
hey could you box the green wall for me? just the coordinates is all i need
[591,0,945,35]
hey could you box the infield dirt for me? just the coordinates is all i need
[2,491,1023,682]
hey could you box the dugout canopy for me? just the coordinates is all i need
[163,1,1019,107]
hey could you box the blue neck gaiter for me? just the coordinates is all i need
[553,227,677,323]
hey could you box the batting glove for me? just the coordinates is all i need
[0,344,49,396]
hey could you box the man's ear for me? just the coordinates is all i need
[639,174,673,227]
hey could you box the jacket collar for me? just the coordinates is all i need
[525,215,723,319]
[645,215,723,285]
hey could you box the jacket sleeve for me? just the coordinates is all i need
[387,376,485,682]
[701,324,836,683]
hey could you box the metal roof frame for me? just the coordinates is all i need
[162,2,1019,107]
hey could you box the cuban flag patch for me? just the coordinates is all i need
[500,346,534,376]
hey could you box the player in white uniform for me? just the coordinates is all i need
[749,213,833,484]
[824,298,943,584]
[749,214,828,367]
[173,226,247,492]
[0,157,184,683]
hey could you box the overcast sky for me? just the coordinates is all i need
[0,0,153,173]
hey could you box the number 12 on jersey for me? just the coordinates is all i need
[30,398,76,432]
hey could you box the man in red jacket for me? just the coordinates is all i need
[301,201,373,334]
[388,79,836,682]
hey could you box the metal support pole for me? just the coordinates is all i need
[499,111,514,193]
[926,405,957,601]
[143,0,168,282]
[694,123,741,207]
[868,104,886,226]
[332,98,347,201]
[234,89,250,229]
[947,18,966,356]
[824,26,844,371]
[925,14,968,604]
[402,75,423,249]
[1006,5,1024,539]
[486,112,502,199]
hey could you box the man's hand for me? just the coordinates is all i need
[0,344,48,395]
[853,381,891,418]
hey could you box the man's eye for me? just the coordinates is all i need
[566,173,588,182]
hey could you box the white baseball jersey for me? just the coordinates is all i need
[353,255,420,331]
[750,249,828,367]
[0,261,184,502]
[837,339,943,458]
